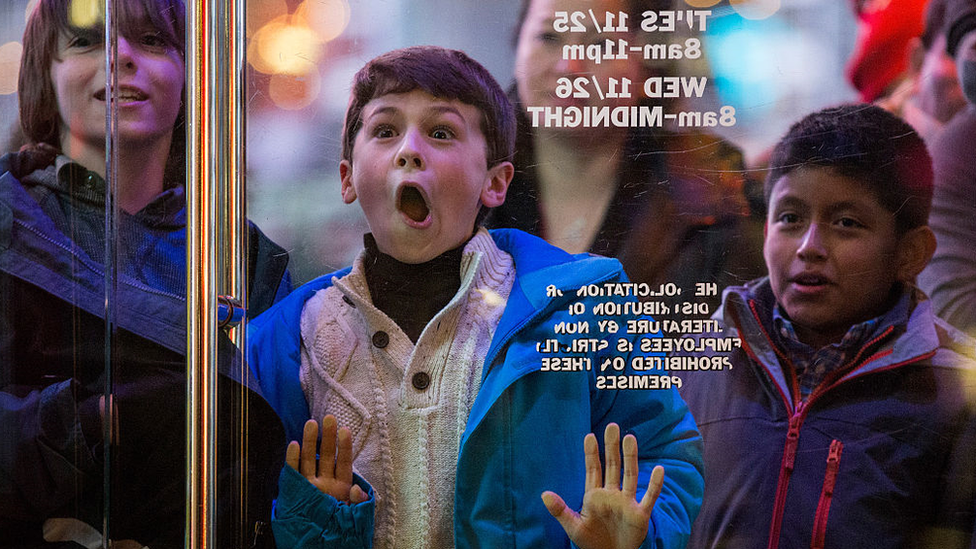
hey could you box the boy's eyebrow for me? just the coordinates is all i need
[772,194,877,215]
[364,104,466,121]
[822,199,874,216]
[770,194,806,210]
[426,105,465,118]
[363,105,401,119]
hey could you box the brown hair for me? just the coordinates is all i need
[341,46,515,168]
[765,104,933,234]
[18,0,185,175]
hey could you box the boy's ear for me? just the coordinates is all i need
[339,159,357,204]
[896,225,937,282]
[480,161,514,208]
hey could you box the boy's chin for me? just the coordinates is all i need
[378,228,474,264]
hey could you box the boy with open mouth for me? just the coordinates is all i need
[247,46,704,549]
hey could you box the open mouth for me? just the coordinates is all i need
[792,274,830,286]
[94,88,148,102]
[398,185,430,224]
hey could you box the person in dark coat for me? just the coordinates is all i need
[0,1,291,546]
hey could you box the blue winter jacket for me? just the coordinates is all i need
[247,229,704,549]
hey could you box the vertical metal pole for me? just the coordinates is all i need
[188,0,245,545]
[220,0,248,544]
[186,0,217,547]
[102,1,119,547]
[221,0,246,340]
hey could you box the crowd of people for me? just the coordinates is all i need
[1,0,975,548]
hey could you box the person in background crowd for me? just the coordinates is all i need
[918,0,976,335]
[877,0,968,143]
[846,0,928,103]
[487,0,766,313]
[0,0,291,546]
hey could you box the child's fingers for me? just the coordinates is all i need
[603,423,621,490]
[300,419,319,477]
[335,426,354,483]
[621,434,640,497]
[583,433,602,492]
[639,465,665,514]
[350,484,368,504]
[285,441,300,471]
[541,491,581,537]
[319,415,338,479]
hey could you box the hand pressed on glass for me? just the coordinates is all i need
[541,423,665,549]
[286,415,368,504]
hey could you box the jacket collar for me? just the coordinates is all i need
[718,278,949,402]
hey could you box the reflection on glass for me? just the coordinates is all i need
[0,0,290,547]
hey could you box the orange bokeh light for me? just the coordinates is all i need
[268,70,321,111]
[248,14,323,76]
[294,0,351,42]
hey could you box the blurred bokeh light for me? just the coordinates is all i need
[68,0,101,28]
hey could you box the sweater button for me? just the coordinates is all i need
[412,372,431,391]
[372,331,389,348]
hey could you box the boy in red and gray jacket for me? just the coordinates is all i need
[678,104,976,549]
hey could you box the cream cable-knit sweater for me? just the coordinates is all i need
[299,228,515,549]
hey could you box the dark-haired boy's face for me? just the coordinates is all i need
[764,167,905,347]
[340,90,512,264]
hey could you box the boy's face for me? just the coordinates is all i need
[764,167,908,346]
[51,26,184,157]
[340,90,512,264]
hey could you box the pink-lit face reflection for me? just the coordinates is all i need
[514,0,643,116]
[50,27,184,154]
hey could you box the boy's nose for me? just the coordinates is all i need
[796,223,828,260]
[395,132,425,170]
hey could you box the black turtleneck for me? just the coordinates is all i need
[362,234,466,343]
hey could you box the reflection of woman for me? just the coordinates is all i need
[0,1,290,547]
[489,0,765,305]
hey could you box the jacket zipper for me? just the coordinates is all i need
[742,299,934,549]
[766,401,805,549]
[810,439,844,549]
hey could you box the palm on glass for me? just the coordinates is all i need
[541,423,665,549]
[286,415,368,504]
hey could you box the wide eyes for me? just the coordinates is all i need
[373,125,396,139]
[430,127,454,140]
[370,124,456,141]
